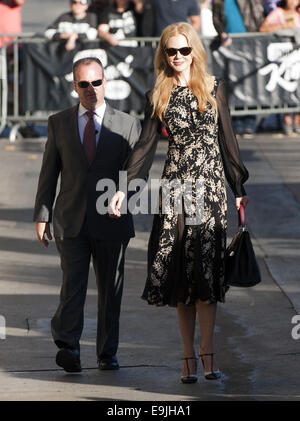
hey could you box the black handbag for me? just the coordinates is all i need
[225,204,261,287]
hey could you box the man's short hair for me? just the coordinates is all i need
[73,57,104,80]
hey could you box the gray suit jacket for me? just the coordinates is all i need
[33,103,141,239]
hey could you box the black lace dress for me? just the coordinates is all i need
[122,79,248,307]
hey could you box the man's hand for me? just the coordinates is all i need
[36,222,52,247]
[98,24,119,46]
[65,33,78,51]
[108,191,125,218]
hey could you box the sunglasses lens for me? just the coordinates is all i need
[77,79,103,88]
[165,48,177,57]
[91,79,103,87]
[180,47,192,56]
[165,47,192,56]
[77,81,89,88]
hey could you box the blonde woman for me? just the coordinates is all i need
[110,22,248,383]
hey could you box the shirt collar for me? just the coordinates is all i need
[78,101,106,119]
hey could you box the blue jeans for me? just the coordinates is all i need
[233,116,256,134]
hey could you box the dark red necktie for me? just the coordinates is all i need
[83,110,96,164]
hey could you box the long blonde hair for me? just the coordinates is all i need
[151,22,217,121]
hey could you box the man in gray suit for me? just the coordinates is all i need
[34,57,141,372]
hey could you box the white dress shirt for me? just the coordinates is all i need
[78,102,107,146]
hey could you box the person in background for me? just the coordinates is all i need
[200,0,218,37]
[97,0,143,46]
[259,0,300,135]
[88,0,110,16]
[212,0,265,136]
[44,0,98,51]
[212,0,265,46]
[260,0,300,31]
[135,0,155,36]
[150,0,201,36]
[0,0,26,130]
[0,0,26,47]
[262,0,280,15]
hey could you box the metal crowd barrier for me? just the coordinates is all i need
[1,32,300,142]
[0,34,161,141]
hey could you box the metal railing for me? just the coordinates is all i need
[1,31,300,141]
[1,35,64,140]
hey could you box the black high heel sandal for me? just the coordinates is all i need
[181,357,198,384]
[199,353,221,380]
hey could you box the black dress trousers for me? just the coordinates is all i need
[51,218,129,359]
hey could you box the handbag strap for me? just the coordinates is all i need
[238,203,246,228]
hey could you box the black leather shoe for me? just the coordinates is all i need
[56,348,81,373]
[98,356,119,370]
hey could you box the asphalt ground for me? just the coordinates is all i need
[7,0,300,412]
[0,132,299,408]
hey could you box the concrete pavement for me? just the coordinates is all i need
[0,132,299,401]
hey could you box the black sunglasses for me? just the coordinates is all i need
[165,47,192,57]
[76,79,103,88]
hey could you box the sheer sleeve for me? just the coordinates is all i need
[216,80,249,197]
[119,91,162,189]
